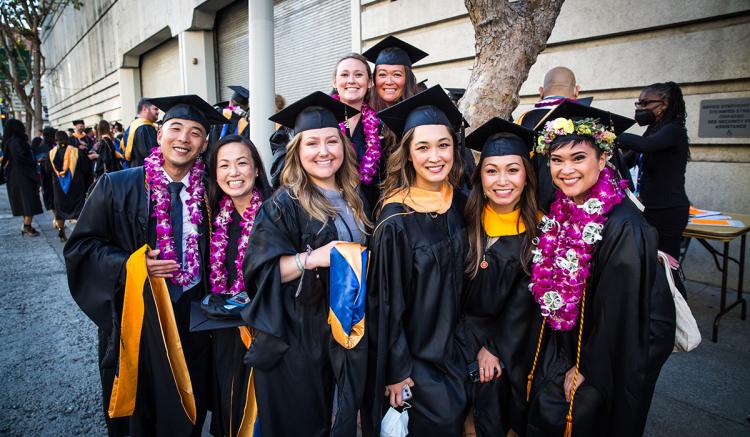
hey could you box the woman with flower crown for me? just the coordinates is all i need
[241,92,371,436]
[199,134,271,437]
[524,102,675,437]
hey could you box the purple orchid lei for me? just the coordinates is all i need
[529,166,628,330]
[144,147,205,286]
[332,94,382,185]
[209,189,262,295]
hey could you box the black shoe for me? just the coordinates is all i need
[58,228,67,242]
[22,225,40,237]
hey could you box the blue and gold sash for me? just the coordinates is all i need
[328,243,368,349]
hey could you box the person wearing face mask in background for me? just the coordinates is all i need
[618,81,690,261]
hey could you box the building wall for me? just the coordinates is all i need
[42,0,352,128]
[359,0,750,288]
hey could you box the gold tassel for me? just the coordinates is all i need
[563,414,573,437]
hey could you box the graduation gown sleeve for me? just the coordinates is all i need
[241,191,302,368]
[579,201,659,437]
[64,174,130,330]
[370,211,415,385]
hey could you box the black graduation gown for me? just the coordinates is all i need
[127,124,159,168]
[37,139,56,211]
[94,136,123,178]
[525,199,675,437]
[457,234,541,436]
[3,136,42,217]
[209,210,254,437]
[363,195,469,437]
[241,188,368,437]
[47,144,92,220]
[63,167,212,437]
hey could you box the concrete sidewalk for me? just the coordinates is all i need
[0,186,747,436]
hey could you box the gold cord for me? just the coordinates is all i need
[526,318,546,401]
[564,287,587,437]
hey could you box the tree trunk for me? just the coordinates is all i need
[460,0,565,129]
[31,35,43,134]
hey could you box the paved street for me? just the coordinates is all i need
[0,187,748,436]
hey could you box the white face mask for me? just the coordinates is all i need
[380,405,410,437]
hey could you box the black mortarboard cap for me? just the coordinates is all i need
[533,100,634,135]
[228,85,249,104]
[72,120,84,126]
[465,117,534,158]
[378,85,465,138]
[362,35,428,68]
[189,298,245,332]
[228,85,249,99]
[268,91,359,135]
[148,94,228,132]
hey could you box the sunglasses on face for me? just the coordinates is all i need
[634,99,663,108]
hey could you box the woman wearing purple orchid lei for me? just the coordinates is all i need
[204,134,271,437]
[524,103,675,437]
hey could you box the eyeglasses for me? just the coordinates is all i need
[634,99,663,108]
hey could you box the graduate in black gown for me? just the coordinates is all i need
[199,134,271,437]
[93,120,123,179]
[2,119,43,236]
[331,53,385,210]
[524,102,675,437]
[64,95,227,437]
[209,85,250,147]
[37,127,57,212]
[458,118,541,437]
[48,130,93,241]
[242,92,371,436]
[363,85,469,436]
[123,98,160,168]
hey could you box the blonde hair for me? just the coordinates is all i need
[378,125,463,214]
[281,129,372,230]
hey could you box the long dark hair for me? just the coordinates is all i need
[55,130,70,146]
[465,149,539,278]
[2,119,27,144]
[643,81,687,129]
[378,125,464,215]
[207,134,272,211]
[369,64,420,112]
[97,120,111,139]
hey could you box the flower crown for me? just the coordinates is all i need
[535,117,617,155]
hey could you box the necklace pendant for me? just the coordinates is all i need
[480,258,489,270]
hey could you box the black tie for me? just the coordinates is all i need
[168,181,184,301]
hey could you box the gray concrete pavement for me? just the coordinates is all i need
[0,186,748,436]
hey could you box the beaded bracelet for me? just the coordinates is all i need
[294,253,304,273]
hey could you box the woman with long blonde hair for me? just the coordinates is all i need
[363,86,468,436]
[242,92,371,436]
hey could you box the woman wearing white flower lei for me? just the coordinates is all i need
[524,103,675,437]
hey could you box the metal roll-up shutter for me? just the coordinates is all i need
[140,38,181,98]
[274,0,351,102]
[216,1,249,102]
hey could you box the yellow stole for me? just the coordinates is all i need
[49,145,78,178]
[382,183,453,214]
[235,326,259,437]
[72,132,86,140]
[125,118,155,161]
[108,245,196,424]
[223,108,249,136]
[482,205,526,237]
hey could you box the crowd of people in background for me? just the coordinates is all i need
[0,34,692,437]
